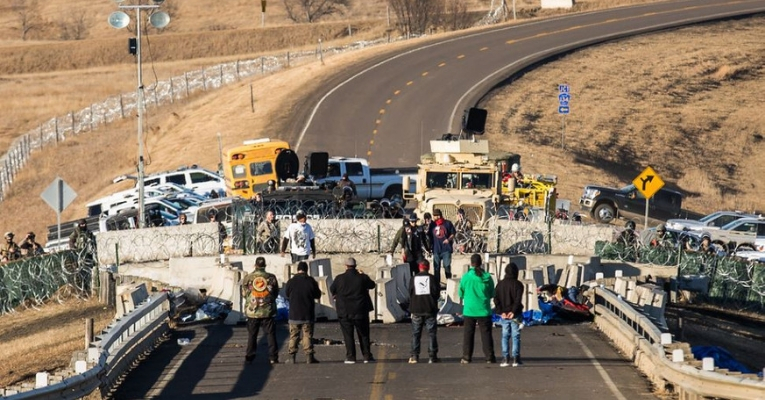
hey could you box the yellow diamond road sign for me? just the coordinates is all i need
[632,166,664,199]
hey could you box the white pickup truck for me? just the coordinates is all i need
[312,157,417,200]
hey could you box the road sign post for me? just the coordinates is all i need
[558,84,570,149]
[41,177,77,249]
[632,166,665,229]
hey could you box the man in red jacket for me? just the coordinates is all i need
[494,262,525,367]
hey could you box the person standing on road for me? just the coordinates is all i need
[330,258,376,364]
[408,259,441,364]
[257,210,280,253]
[241,257,280,365]
[454,208,473,253]
[494,262,525,367]
[428,209,456,283]
[281,210,316,263]
[459,254,496,364]
[285,261,322,364]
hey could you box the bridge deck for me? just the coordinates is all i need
[113,320,659,399]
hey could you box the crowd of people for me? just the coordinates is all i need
[240,254,526,367]
[0,218,96,264]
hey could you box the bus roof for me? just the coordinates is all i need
[225,138,290,156]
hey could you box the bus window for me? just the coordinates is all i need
[232,164,247,179]
[250,161,273,176]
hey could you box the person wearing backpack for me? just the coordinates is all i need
[494,262,525,367]
[459,254,496,364]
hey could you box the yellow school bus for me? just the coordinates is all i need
[222,138,299,199]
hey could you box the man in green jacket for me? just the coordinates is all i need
[458,254,496,364]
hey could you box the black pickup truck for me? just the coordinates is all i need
[579,184,684,225]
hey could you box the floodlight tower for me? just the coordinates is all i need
[108,0,170,229]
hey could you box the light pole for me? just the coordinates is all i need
[108,0,170,229]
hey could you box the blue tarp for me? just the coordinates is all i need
[691,346,760,376]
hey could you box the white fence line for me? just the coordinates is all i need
[0,38,394,202]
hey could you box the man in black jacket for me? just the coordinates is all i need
[408,259,441,364]
[494,262,525,367]
[285,261,322,364]
[330,258,376,364]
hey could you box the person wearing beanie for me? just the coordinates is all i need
[494,262,525,367]
[408,259,441,364]
[241,257,280,365]
[458,254,496,364]
[428,208,456,283]
[285,261,322,364]
[281,210,316,263]
[330,257,376,364]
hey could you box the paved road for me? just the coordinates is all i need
[114,320,658,399]
[285,0,765,167]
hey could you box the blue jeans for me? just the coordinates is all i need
[433,251,452,281]
[500,318,521,358]
[411,314,438,357]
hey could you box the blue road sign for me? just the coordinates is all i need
[558,84,570,114]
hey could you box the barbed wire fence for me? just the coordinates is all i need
[0,249,93,314]
[0,35,405,202]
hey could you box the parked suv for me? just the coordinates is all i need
[579,184,683,224]
[113,166,225,198]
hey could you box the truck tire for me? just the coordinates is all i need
[593,203,616,224]
[384,185,402,201]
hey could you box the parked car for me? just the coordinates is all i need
[666,210,760,232]
[692,217,765,253]
[113,165,225,198]
[579,184,683,224]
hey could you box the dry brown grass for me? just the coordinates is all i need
[482,17,765,216]
[8,0,739,390]
[0,298,114,387]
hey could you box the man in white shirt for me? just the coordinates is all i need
[280,210,316,263]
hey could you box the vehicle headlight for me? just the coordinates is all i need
[583,189,600,199]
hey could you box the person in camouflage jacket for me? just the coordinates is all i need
[241,256,280,364]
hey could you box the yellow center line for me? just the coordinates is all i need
[406,81,414,86]
[393,90,401,95]
[384,395,393,400]
[457,54,465,59]
[505,3,736,46]
[438,62,446,67]
[385,99,391,104]
[375,119,381,125]
[370,140,374,145]
[379,109,385,114]
[480,47,488,51]
[369,333,389,400]
[422,71,429,76]
[373,129,377,135]
[367,150,372,156]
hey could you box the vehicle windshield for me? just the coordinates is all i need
[699,212,723,223]
[720,220,743,230]
[619,184,636,192]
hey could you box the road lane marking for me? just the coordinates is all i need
[480,47,489,51]
[379,109,385,114]
[367,150,372,156]
[376,119,381,124]
[386,99,392,104]
[566,327,627,400]
[457,54,465,59]
[369,333,390,400]
[384,395,393,400]
[438,62,446,67]
[147,331,208,398]
[422,71,429,76]
[406,81,414,85]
